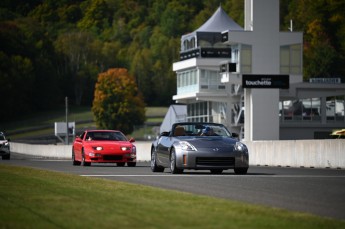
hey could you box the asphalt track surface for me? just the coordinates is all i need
[1,155,345,221]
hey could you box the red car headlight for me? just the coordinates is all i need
[121,146,130,151]
[92,146,103,151]
[89,152,101,157]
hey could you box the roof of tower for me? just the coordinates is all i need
[195,6,243,32]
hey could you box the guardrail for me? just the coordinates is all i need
[244,139,345,169]
[10,139,345,169]
[10,141,152,162]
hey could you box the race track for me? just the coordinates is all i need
[2,154,345,220]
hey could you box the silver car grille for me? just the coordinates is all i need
[196,157,235,166]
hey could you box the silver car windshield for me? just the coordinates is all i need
[172,123,232,137]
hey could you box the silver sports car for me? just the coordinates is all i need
[151,122,249,174]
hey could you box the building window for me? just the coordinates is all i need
[280,44,302,74]
[241,45,252,73]
[232,46,239,63]
[176,69,198,94]
[326,96,345,122]
[187,102,211,122]
[200,69,224,90]
[281,96,345,123]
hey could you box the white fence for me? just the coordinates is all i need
[244,139,345,169]
[10,139,345,169]
[10,141,152,162]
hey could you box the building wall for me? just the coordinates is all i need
[243,0,281,141]
[247,89,280,140]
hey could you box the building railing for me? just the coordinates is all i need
[179,47,231,61]
[280,115,345,123]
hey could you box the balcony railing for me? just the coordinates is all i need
[180,47,231,61]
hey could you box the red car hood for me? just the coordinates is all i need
[85,141,133,149]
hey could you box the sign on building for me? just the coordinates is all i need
[54,122,75,143]
[242,74,289,89]
[309,78,341,84]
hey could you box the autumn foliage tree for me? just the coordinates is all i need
[92,68,146,134]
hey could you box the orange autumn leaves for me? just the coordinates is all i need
[92,68,146,134]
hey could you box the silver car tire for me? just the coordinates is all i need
[151,150,164,172]
[170,148,183,174]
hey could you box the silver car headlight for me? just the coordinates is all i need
[180,141,197,151]
[234,142,246,152]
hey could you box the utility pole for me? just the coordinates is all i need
[65,97,69,145]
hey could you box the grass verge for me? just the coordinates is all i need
[0,164,344,229]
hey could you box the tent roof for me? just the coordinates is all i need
[196,6,243,32]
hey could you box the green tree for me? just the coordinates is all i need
[304,19,337,78]
[0,52,34,120]
[285,0,345,79]
[0,19,60,120]
[92,68,146,134]
[77,0,112,34]
[149,27,179,105]
[55,31,100,105]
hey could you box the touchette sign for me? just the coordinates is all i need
[242,74,289,89]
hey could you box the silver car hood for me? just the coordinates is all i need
[177,136,238,148]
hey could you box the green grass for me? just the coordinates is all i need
[0,164,344,229]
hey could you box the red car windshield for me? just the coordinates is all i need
[85,131,127,141]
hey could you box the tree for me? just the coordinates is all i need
[285,0,345,79]
[55,31,99,105]
[92,68,146,134]
[77,0,112,34]
[304,19,337,78]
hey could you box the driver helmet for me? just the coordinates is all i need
[202,126,212,134]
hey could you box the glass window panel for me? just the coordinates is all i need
[291,46,301,65]
[280,46,289,65]
[241,48,252,65]
[242,66,252,73]
[326,97,335,120]
[241,45,252,74]
[280,66,289,74]
[183,73,187,87]
[335,97,345,118]
[291,66,301,74]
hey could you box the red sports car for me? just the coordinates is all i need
[72,130,136,167]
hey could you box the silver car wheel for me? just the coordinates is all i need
[151,149,164,172]
[170,148,183,174]
[151,151,156,169]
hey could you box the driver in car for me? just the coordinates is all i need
[201,126,216,136]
